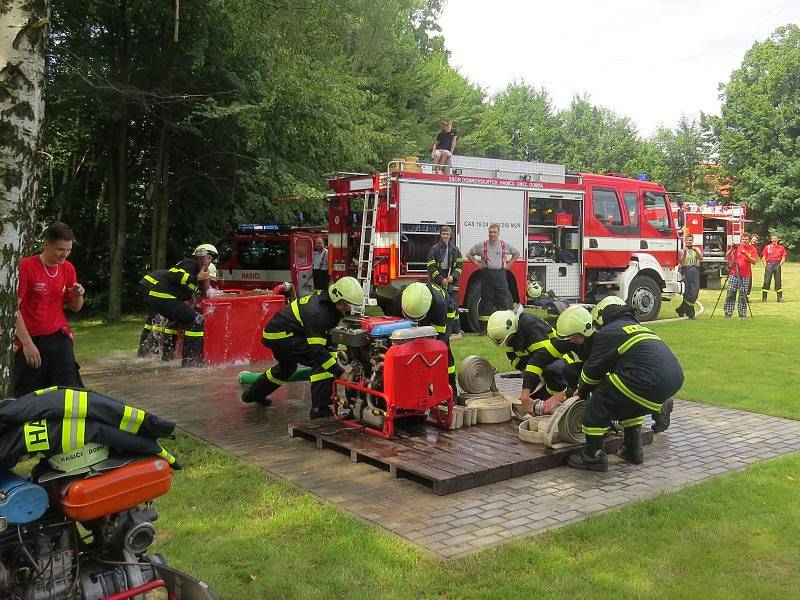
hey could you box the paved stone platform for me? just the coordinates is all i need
[84,358,800,558]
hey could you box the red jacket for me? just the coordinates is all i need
[762,243,787,263]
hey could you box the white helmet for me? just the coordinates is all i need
[527,280,543,299]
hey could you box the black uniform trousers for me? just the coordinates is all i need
[312,269,330,292]
[479,269,513,332]
[260,336,343,411]
[12,330,83,398]
[762,261,782,294]
[581,381,657,437]
[139,294,204,367]
[679,265,700,317]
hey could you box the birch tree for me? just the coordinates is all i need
[0,0,49,396]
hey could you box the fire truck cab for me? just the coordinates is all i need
[326,156,683,328]
[680,202,747,285]
[215,224,326,296]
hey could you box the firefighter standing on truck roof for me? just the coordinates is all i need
[567,300,684,472]
[137,244,217,367]
[241,276,363,419]
[466,224,520,334]
[427,225,463,336]
[394,282,458,397]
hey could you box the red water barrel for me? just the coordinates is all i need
[201,293,286,365]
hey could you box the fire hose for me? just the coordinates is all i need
[518,396,586,447]
[457,355,497,394]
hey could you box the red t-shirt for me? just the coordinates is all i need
[17,255,77,337]
[728,244,756,278]
[762,243,787,262]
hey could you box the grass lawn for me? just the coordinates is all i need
[70,264,800,599]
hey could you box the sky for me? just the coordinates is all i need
[439,0,800,136]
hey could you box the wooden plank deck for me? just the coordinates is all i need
[288,419,654,495]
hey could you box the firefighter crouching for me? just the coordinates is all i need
[395,282,458,396]
[241,276,364,419]
[137,244,216,367]
[567,300,684,472]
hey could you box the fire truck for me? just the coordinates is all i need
[679,201,747,285]
[215,224,326,295]
[326,156,683,329]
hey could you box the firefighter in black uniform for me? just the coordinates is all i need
[137,244,216,367]
[567,301,684,472]
[395,282,457,395]
[241,276,364,419]
[427,226,463,335]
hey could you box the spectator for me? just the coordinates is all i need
[761,234,787,302]
[431,120,457,174]
[724,233,758,318]
[677,233,702,319]
[466,224,520,334]
[13,222,85,397]
[427,226,463,336]
[311,237,330,292]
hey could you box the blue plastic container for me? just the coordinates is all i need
[0,470,49,525]
[371,320,412,337]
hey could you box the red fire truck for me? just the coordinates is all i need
[679,202,747,285]
[326,156,683,329]
[215,224,326,295]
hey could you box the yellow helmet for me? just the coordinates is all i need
[401,282,432,319]
[487,310,518,345]
[556,305,594,338]
[328,276,364,305]
[526,280,543,299]
[591,296,626,328]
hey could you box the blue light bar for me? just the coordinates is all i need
[239,224,280,233]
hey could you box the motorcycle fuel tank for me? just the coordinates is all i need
[0,470,49,525]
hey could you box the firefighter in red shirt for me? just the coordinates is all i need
[761,235,787,302]
[724,234,758,318]
[13,222,85,397]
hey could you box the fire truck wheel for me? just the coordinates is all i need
[463,282,482,333]
[627,275,661,322]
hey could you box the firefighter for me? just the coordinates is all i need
[241,276,363,419]
[567,300,684,472]
[396,281,457,395]
[427,225,463,336]
[466,224,520,334]
[761,234,787,302]
[137,244,216,367]
[677,234,703,319]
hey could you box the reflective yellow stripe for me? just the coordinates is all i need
[548,330,557,339]
[581,371,602,385]
[426,259,437,265]
[310,372,334,382]
[525,364,543,376]
[609,373,662,412]
[188,282,198,292]
[307,337,326,345]
[120,405,146,434]
[184,330,204,337]
[447,311,457,319]
[546,384,565,395]
[321,355,338,370]
[34,386,58,395]
[511,357,520,369]
[581,425,610,436]
[479,315,490,322]
[265,368,285,386]
[163,327,178,335]
[448,364,456,374]
[291,300,303,325]
[24,420,49,452]
[431,271,441,279]
[618,333,661,355]
[263,331,293,340]
[149,291,178,299]
[143,323,155,331]
[526,339,551,353]
[62,389,88,452]
[144,275,158,285]
[158,447,176,464]
[620,416,646,428]
[434,324,446,333]
[542,341,560,358]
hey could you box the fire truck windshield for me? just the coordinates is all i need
[238,240,290,269]
[644,192,671,232]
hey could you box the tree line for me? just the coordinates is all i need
[3,2,800,331]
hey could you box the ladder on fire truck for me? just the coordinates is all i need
[353,188,381,316]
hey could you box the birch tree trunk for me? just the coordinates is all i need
[0,0,49,397]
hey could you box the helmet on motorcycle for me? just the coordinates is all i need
[328,276,364,306]
[401,282,432,319]
[526,280,543,299]
[556,305,594,339]
[591,296,626,329]
[193,243,219,258]
[487,310,518,345]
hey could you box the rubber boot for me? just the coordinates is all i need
[777,292,784,303]
[241,374,273,406]
[566,434,608,472]
[617,425,644,464]
[686,303,696,320]
[309,405,332,419]
[675,301,686,317]
[762,291,767,302]
[651,397,673,433]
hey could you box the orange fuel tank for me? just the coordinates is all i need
[60,457,173,522]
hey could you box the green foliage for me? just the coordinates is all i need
[719,24,800,248]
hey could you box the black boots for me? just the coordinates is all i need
[309,405,333,419]
[241,374,273,406]
[762,291,768,302]
[777,292,784,303]
[652,397,673,433]
[567,434,608,472]
[675,303,686,317]
[617,425,644,464]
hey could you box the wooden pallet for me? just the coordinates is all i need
[288,419,654,495]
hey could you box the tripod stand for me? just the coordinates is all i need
[711,245,754,319]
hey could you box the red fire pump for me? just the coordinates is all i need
[330,316,453,438]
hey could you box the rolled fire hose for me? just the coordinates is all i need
[543,395,586,446]
[457,355,497,394]
[238,367,312,385]
[464,395,517,424]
